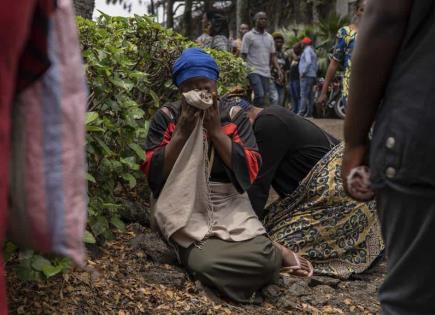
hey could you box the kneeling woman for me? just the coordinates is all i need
[142,48,311,303]
[222,95,384,279]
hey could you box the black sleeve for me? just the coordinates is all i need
[141,109,175,198]
[248,114,290,219]
[223,110,262,193]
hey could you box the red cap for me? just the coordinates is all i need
[301,37,313,45]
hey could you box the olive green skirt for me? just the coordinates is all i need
[178,235,281,303]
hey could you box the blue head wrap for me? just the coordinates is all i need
[172,48,220,87]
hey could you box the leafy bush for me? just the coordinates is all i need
[78,14,248,242]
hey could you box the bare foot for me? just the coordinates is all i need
[274,242,313,278]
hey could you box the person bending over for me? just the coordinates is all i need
[220,97,384,279]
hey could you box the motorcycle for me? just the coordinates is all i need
[313,75,346,119]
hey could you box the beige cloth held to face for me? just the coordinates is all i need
[153,116,211,247]
[152,94,265,248]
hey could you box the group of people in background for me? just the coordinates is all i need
[196,10,319,117]
[195,2,369,120]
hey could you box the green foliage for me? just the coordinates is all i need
[317,13,350,51]
[7,250,71,282]
[77,14,248,242]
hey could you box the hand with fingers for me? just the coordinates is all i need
[203,92,221,137]
[342,144,374,202]
[175,96,201,138]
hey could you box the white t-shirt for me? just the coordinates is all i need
[241,29,275,78]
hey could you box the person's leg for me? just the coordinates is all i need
[261,76,271,107]
[306,77,316,117]
[0,1,37,312]
[269,81,279,106]
[179,236,282,303]
[290,80,300,113]
[299,77,309,116]
[377,187,435,315]
[277,85,285,106]
[248,73,265,107]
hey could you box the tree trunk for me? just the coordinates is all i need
[166,0,175,28]
[236,0,248,34]
[73,0,95,19]
[149,0,155,16]
[240,0,250,28]
[271,0,282,30]
[183,0,194,38]
[312,0,321,24]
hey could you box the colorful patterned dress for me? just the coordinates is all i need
[264,143,384,279]
[332,26,357,104]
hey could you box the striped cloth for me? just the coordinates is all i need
[8,0,88,266]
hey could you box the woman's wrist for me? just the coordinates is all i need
[207,127,224,140]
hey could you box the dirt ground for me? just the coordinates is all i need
[7,223,384,315]
[311,118,344,140]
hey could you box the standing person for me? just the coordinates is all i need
[317,0,367,112]
[342,0,435,314]
[288,43,302,113]
[196,13,212,48]
[298,37,318,117]
[202,11,230,52]
[232,23,250,57]
[241,12,283,107]
[270,32,290,106]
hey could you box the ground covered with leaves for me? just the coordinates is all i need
[7,224,384,314]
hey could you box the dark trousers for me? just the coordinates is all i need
[248,73,270,107]
[270,82,285,106]
[377,187,435,315]
[289,79,300,113]
[299,77,316,117]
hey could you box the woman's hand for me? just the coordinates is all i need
[203,92,221,137]
[175,97,200,138]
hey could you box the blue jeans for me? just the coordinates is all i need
[289,80,300,113]
[271,82,285,106]
[299,77,316,117]
[248,73,271,107]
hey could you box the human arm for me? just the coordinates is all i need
[342,0,414,198]
[318,59,339,104]
[248,115,289,218]
[204,93,233,168]
[142,102,198,197]
[240,34,250,61]
[319,28,349,104]
[299,49,309,78]
[271,52,284,82]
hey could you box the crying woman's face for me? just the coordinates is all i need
[179,77,217,94]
